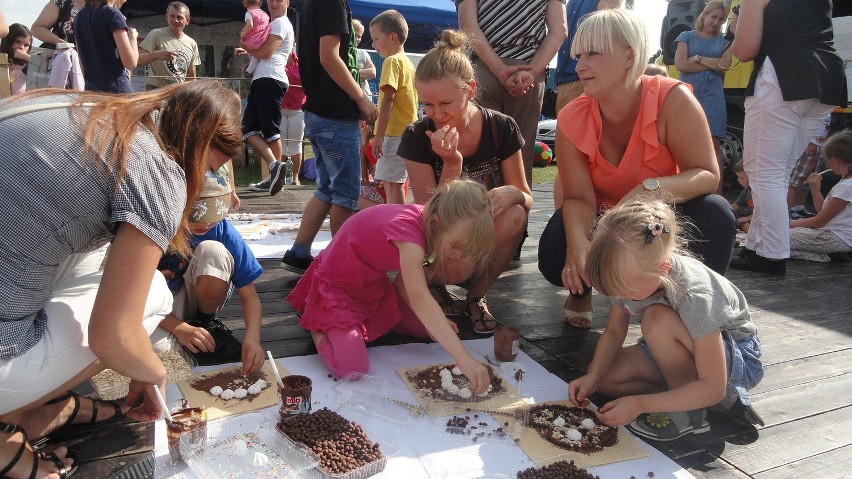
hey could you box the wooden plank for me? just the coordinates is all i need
[716,406,852,475]
[754,443,852,479]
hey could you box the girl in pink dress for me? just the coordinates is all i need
[287,180,494,392]
[241,0,269,76]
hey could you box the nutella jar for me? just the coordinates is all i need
[279,375,312,419]
[493,325,520,362]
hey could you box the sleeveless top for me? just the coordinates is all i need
[558,75,684,210]
[745,0,846,106]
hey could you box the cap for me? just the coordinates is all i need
[189,171,232,223]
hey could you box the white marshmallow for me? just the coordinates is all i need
[566,428,583,441]
[247,384,262,395]
[250,451,269,467]
[234,388,248,399]
[451,367,463,376]
[580,418,596,429]
[457,387,472,399]
[232,439,249,456]
[209,386,224,396]
[552,416,566,427]
[220,389,235,400]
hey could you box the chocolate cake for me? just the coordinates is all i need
[405,364,506,402]
[276,408,384,475]
[527,404,618,453]
[190,369,270,403]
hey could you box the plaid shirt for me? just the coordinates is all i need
[0,94,186,359]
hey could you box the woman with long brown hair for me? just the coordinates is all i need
[0,80,241,479]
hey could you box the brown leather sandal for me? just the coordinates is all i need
[428,284,466,316]
[466,297,498,335]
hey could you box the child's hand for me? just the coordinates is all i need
[173,322,215,353]
[594,396,642,427]
[457,355,490,395]
[241,339,264,375]
[807,173,823,191]
[372,134,384,158]
[568,375,595,407]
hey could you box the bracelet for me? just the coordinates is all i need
[694,55,702,64]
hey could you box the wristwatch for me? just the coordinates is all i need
[642,178,661,193]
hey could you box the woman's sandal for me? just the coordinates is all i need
[30,391,125,451]
[428,284,466,316]
[563,298,593,330]
[0,422,78,479]
[466,297,498,335]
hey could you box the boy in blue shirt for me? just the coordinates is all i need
[156,172,265,374]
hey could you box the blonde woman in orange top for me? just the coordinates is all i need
[537,9,735,329]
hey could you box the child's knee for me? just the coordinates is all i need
[640,304,684,335]
[317,327,370,378]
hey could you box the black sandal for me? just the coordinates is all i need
[428,284,466,316]
[0,422,78,479]
[466,297,497,335]
[30,391,125,450]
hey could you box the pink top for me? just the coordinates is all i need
[281,53,306,110]
[559,75,687,210]
[242,7,270,50]
[10,65,26,96]
[287,204,426,340]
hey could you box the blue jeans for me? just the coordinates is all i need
[304,112,361,211]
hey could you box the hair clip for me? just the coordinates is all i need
[644,216,670,244]
[423,251,436,266]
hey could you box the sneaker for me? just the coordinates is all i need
[737,246,755,259]
[249,176,272,192]
[828,252,851,263]
[627,409,709,442]
[268,162,286,196]
[281,249,313,275]
[186,318,242,365]
[730,254,786,275]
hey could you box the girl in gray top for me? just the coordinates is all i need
[0,80,241,478]
[568,200,764,442]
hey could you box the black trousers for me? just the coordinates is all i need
[538,194,736,288]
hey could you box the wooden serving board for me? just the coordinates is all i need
[176,362,287,421]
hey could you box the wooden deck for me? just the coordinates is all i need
[62,184,852,478]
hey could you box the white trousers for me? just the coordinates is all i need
[742,58,834,259]
[0,245,173,414]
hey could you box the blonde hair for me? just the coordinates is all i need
[416,29,474,92]
[643,63,668,77]
[587,201,686,298]
[571,8,648,88]
[695,1,729,36]
[734,159,745,173]
[352,19,365,37]
[423,180,494,277]
[370,10,409,44]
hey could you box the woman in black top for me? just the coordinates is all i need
[730,0,847,275]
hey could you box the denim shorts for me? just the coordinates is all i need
[637,331,764,407]
[304,112,361,211]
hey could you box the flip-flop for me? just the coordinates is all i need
[466,297,497,335]
[30,391,125,450]
[563,304,592,330]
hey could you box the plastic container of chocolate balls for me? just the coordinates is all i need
[276,407,400,479]
[179,413,318,479]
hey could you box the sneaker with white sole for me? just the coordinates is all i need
[249,176,272,191]
[268,162,286,196]
[627,409,709,441]
[280,249,313,275]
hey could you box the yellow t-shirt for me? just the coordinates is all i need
[378,52,418,137]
